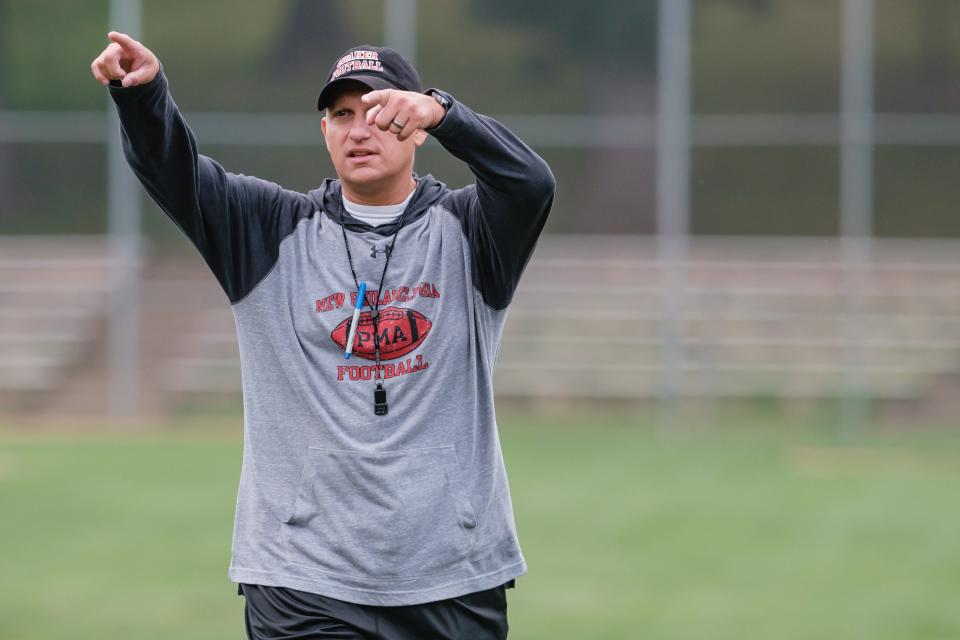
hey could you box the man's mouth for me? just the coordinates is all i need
[347,149,377,158]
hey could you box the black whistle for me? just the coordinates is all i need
[374,383,388,415]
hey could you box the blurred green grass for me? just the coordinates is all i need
[1,410,959,640]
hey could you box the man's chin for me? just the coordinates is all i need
[340,167,392,188]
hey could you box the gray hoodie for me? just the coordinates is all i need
[109,68,555,606]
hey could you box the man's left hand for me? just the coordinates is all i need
[361,90,446,142]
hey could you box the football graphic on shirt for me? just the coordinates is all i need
[330,306,432,360]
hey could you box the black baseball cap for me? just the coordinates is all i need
[317,45,423,111]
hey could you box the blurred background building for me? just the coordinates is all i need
[1,0,959,424]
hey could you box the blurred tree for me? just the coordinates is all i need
[704,0,772,13]
[916,0,960,108]
[265,0,352,78]
[468,0,784,233]
[469,1,657,64]
[469,1,660,232]
[0,0,17,221]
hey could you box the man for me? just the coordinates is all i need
[91,30,554,640]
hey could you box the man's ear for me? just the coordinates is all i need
[320,116,331,153]
[412,129,429,147]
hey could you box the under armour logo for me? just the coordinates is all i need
[370,244,393,259]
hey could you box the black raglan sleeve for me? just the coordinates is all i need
[427,90,556,311]
[108,67,307,303]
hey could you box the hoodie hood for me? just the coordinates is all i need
[308,174,447,237]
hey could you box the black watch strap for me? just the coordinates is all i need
[426,89,450,112]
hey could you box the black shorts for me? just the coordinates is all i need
[237,580,515,640]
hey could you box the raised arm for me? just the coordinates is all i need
[358,87,555,310]
[425,93,555,311]
[91,32,307,303]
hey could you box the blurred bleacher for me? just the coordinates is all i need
[506,235,960,402]
[0,237,117,412]
[2,234,960,417]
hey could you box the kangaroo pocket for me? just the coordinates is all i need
[281,445,479,580]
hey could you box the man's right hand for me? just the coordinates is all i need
[90,31,159,88]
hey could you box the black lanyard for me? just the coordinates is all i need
[338,193,411,416]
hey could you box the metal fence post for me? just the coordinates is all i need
[840,0,875,433]
[656,0,693,424]
[384,0,418,66]
[107,0,143,417]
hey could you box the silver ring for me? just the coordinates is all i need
[390,119,404,130]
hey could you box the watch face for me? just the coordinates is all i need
[431,91,449,109]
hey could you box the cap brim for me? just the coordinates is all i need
[317,75,395,111]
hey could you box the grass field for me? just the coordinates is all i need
[1,408,959,640]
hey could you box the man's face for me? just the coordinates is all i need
[321,81,425,195]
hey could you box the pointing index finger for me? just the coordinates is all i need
[365,103,383,127]
[107,31,140,54]
[360,89,389,106]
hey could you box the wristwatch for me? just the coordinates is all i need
[426,89,451,112]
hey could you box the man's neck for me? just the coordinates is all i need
[341,176,417,206]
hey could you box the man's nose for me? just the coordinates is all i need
[349,115,373,140]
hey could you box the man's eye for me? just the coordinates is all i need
[335,110,349,117]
